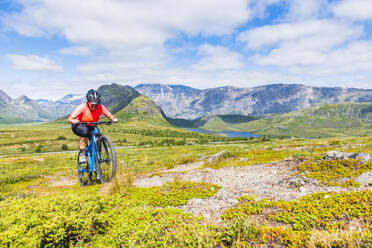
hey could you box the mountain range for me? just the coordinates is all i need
[135,84,372,119]
[0,90,58,124]
[179,102,371,137]
[0,83,371,127]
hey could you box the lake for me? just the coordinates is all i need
[185,128,262,138]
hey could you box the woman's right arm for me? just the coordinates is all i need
[68,104,84,123]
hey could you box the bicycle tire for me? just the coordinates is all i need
[96,135,117,183]
[77,150,92,187]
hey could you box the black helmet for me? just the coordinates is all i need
[86,89,101,104]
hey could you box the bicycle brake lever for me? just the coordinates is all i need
[107,121,113,125]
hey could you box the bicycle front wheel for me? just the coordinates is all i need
[96,135,117,183]
[77,150,92,187]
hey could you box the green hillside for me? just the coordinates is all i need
[98,83,140,113]
[228,102,372,137]
[115,95,171,127]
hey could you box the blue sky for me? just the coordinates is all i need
[0,0,372,100]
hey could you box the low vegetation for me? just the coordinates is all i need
[0,118,371,247]
[184,103,372,138]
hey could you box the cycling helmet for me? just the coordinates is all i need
[86,89,101,104]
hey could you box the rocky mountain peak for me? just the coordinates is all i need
[14,95,31,104]
[135,83,372,119]
[0,89,12,104]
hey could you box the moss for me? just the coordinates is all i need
[220,191,371,247]
[297,158,372,187]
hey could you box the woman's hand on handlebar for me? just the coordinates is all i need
[112,117,118,123]
[71,119,80,124]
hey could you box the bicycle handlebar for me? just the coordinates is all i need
[78,121,114,125]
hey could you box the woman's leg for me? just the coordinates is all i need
[79,137,89,150]
[72,124,91,155]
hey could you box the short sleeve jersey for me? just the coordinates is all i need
[70,102,113,122]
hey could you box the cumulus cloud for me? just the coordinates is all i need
[332,0,372,21]
[286,0,328,20]
[3,0,251,51]
[238,17,371,79]
[1,0,372,97]
[5,54,63,72]
[238,20,362,50]
[192,44,244,71]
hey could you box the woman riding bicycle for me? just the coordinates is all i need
[68,89,118,162]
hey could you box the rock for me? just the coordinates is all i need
[324,151,351,160]
[239,157,249,162]
[350,153,372,162]
[355,172,372,187]
[324,194,330,199]
[289,177,305,187]
[298,186,306,193]
[324,151,371,162]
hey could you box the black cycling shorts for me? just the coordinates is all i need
[72,123,99,138]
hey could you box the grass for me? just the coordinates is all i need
[0,121,371,247]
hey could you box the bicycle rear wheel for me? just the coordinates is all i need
[96,135,117,183]
[77,150,92,187]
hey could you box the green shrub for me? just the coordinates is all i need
[297,159,371,187]
[61,144,68,150]
[35,145,42,153]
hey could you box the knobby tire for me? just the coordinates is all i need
[77,150,92,187]
[96,135,117,183]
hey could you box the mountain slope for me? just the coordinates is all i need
[115,95,171,127]
[135,84,372,119]
[0,91,58,124]
[98,83,140,114]
[227,102,372,137]
[37,94,85,117]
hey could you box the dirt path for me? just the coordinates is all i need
[134,154,371,223]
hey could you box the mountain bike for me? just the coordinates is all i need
[77,121,117,187]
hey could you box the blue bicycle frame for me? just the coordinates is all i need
[85,126,101,174]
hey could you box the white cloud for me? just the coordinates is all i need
[192,44,244,71]
[332,0,372,21]
[3,0,251,51]
[238,19,362,49]
[5,54,63,72]
[286,0,328,20]
[59,46,94,56]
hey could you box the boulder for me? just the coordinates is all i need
[324,151,371,162]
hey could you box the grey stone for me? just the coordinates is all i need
[289,177,305,187]
[355,172,372,187]
[324,151,371,162]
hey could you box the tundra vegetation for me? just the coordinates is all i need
[0,118,371,247]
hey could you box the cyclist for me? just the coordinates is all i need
[68,89,118,162]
